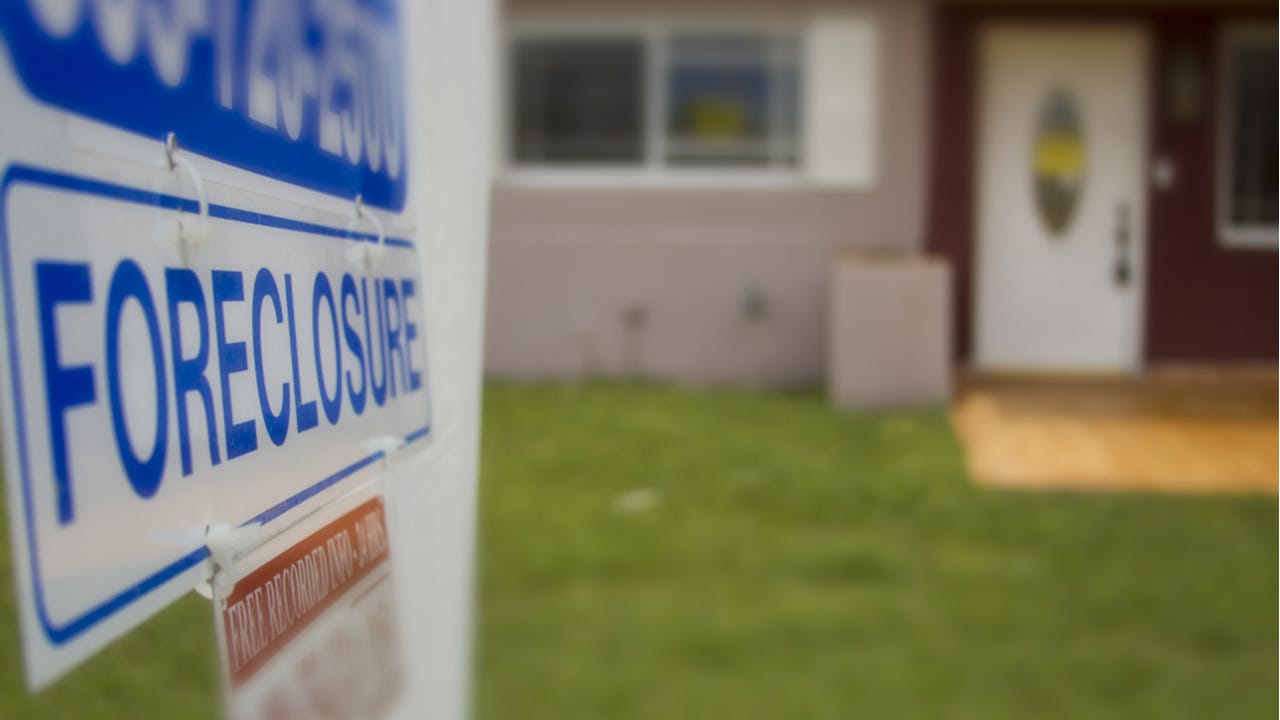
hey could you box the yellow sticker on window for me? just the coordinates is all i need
[686,97,749,139]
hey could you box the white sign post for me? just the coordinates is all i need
[0,2,492,713]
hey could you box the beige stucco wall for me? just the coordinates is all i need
[486,0,932,386]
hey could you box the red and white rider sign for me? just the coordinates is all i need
[214,495,403,720]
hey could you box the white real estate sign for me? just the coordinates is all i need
[0,0,475,695]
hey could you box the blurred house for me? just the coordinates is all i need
[485,0,1277,389]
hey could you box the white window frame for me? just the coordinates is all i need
[1216,23,1278,250]
[502,17,806,189]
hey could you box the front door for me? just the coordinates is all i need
[974,25,1148,372]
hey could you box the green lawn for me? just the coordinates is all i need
[3,381,1276,718]
[477,382,1276,720]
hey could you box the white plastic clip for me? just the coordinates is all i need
[162,133,211,264]
[198,521,264,605]
[366,435,405,487]
[366,434,405,460]
[344,194,387,272]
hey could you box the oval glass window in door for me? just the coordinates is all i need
[1032,87,1086,236]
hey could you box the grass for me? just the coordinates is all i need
[2,381,1276,718]
[477,381,1277,720]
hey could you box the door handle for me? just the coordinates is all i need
[1114,201,1132,288]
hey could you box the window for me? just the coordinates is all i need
[508,27,801,174]
[665,34,800,167]
[512,38,645,164]
[1218,26,1278,248]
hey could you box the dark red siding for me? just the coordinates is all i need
[1145,12,1277,362]
[926,7,977,361]
[925,4,1278,365]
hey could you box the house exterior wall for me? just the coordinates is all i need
[1145,10,1277,362]
[486,0,932,386]
[926,3,1277,366]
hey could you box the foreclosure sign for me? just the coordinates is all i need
[0,0,426,689]
[1,0,407,211]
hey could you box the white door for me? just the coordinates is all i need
[974,25,1148,372]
